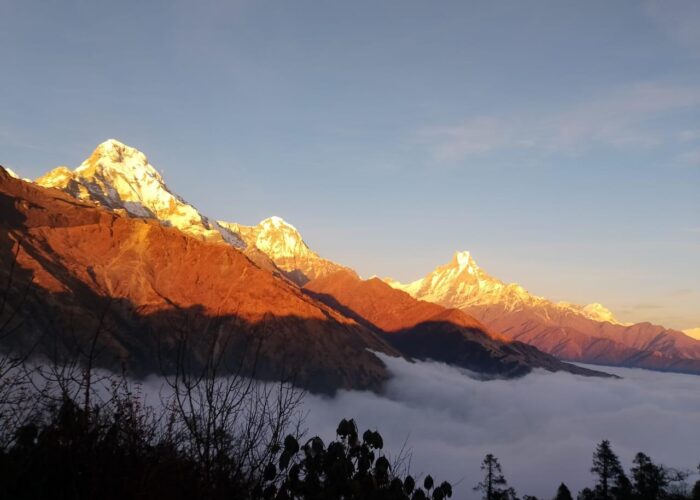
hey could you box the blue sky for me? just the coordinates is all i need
[1,1,698,329]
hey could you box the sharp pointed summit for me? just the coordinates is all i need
[36,139,245,248]
[452,250,478,274]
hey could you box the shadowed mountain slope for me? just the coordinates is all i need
[304,270,611,378]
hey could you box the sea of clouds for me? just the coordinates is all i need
[298,354,700,499]
[119,352,700,499]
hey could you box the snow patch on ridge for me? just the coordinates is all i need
[4,167,20,179]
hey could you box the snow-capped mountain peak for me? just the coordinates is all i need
[453,250,478,274]
[36,139,244,247]
[76,139,164,183]
[261,215,295,229]
[253,216,311,259]
[220,216,311,260]
[386,250,622,324]
[35,139,347,285]
[218,217,348,285]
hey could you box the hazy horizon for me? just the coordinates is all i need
[1,0,698,329]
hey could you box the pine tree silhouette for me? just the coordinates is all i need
[554,482,573,500]
[474,454,516,500]
[590,440,626,500]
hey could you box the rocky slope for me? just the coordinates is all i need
[386,251,700,374]
[305,270,610,378]
[0,168,398,393]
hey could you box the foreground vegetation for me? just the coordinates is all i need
[0,352,697,500]
[0,282,696,500]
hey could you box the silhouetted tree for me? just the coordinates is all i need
[0,241,38,446]
[578,487,595,500]
[261,418,452,499]
[555,482,574,500]
[591,440,626,500]
[611,471,632,500]
[631,452,669,499]
[474,454,516,500]
[692,464,700,500]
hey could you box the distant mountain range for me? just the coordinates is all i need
[2,139,698,392]
[384,252,700,374]
[304,269,604,378]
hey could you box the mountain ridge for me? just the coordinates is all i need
[0,167,398,393]
[386,251,700,374]
[35,139,346,286]
[25,139,700,377]
[304,269,611,378]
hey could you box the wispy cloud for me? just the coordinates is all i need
[644,0,700,55]
[678,129,700,142]
[677,149,700,167]
[630,302,666,311]
[421,83,700,163]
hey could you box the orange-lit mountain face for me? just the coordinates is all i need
[4,139,611,386]
[20,139,700,379]
[304,270,610,378]
[386,252,700,374]
[35,140,347,287]
[0,168,397,393]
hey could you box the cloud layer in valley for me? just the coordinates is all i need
[301,354,700,499]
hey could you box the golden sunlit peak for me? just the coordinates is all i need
[452,250,478,272]
[259,215,298,231]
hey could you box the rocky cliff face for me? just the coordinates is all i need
[0,168,398,393]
